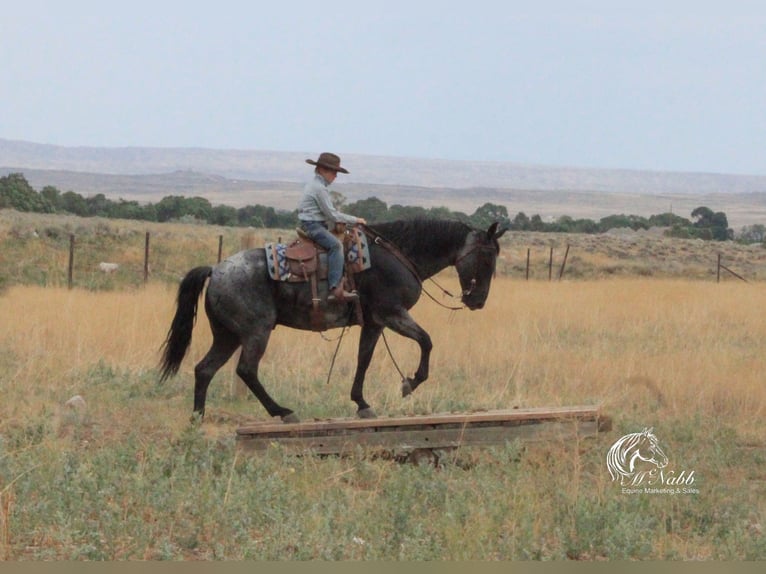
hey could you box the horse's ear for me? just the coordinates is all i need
[487,222,507,240]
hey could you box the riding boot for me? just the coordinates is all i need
[327,279,358,302]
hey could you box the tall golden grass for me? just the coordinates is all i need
[1,277,764,441]
[6,212,766,558]
[3,271,766,559]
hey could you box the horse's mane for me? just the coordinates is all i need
[369,218,473,257]
[607,432,641,480]
[606,428,658,482]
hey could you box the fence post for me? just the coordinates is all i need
[217,235,224,263]
[558,244,570,280]
[526,248,530,280]
[144,232,150,284]
[68,234,75,289]
[717,253,721,283]
[548,247,553,281]
[717,255,748,283]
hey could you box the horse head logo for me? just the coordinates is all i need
[606,427,669,485]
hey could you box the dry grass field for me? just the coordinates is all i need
[1,210,766,560]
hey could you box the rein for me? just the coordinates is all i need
[325,224,493,386]
[422,278,465,311]
[363,225,466,311]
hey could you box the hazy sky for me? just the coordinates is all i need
[2,1,764,175]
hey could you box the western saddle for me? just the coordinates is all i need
[277,224,363,331]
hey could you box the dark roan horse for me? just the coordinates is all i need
[159,218,507,422]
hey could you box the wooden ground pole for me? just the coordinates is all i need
[236,405,610,458]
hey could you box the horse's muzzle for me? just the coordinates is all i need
[462,293,487,310]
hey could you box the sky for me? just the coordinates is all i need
[2,0,765,175]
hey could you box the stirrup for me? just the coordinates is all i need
[327,290,359,303]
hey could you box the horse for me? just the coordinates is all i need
[159,218,507,423]
[606,427,669,485]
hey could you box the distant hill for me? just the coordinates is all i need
[2,138,766,228]
[4,138,766,192]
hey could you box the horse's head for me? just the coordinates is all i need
[607,427,669,483]
[635,427,669,469]
[455,222,507,310]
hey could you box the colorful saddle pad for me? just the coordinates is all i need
[265,227,372,282]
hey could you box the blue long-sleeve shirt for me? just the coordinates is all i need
[297,174,358,225]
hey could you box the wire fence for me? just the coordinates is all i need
[47,231,751,289]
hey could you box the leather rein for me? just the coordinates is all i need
[362,225,494,311]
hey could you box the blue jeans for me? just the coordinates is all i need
[301,221,344,290]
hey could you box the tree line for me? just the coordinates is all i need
[1,172,742,242]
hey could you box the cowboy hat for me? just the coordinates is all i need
[305,152,349,174]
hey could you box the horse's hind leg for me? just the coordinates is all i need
[236,335,297,423]
[193,330,240,420]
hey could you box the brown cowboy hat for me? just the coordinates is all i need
[305,152,349,174]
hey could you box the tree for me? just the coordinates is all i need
[210,204,238,226]
[569,218,599,234]
[599,214,648,232]
[646,212,690,228]
[85,193,110,217]
[530,214,545,231]
[1,171,746,242]
[738,224,766,244]
[388,204,427,221]
[40,185,62,211]
[470,202,509,229]
[691,206,732,241]
[237,205,262,227]
[60,191,88,216]
[109,198,138,219]
[346,197,389,222]
[271,209,298,228]
[427,206,460,220]
[155,196,187,222]
[184,197,213,222]
[512,211,530,230]
[550,215,574,232]
[710,211,732,240]
[0,173,51,212]
[691,206,716,228]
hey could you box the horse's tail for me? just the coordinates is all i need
[158,266,213,382]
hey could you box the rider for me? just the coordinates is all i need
[297,152,366,302]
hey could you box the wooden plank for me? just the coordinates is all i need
[239,420,599,455]
[235,405,604,455]
[236,405,599,435]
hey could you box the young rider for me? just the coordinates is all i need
[297,152,366,302]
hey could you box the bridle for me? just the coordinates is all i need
[368,233,462,310]
[367,226,497,310]
[325,226,497,386]
[452,241,499,299]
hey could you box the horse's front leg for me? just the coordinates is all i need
[382,309,433,397]
[351,323,384,418]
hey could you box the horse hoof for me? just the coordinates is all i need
[402,379,413,398]
[281,413,300,424]
[357,407,377,419]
